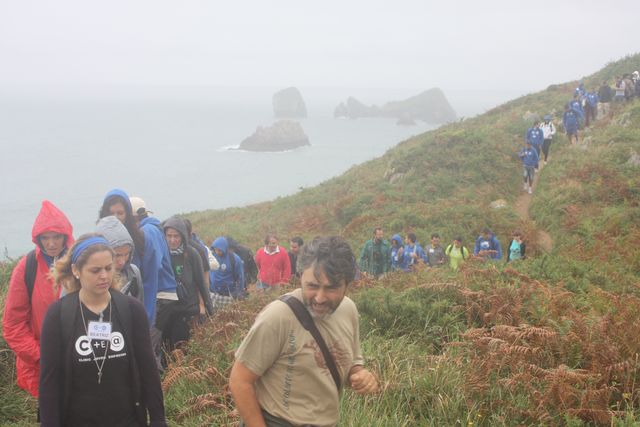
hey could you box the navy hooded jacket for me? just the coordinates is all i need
[525,127,544,148]
[570,100,584,120]
[519,146,539,168]
[390,234,404,271]
[474,234,503,260]
[209,237,245,297]
[563,110,579,134]
[134,216,177,324]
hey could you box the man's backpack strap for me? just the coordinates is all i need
[279,295,342,392]
[24,250,38,302]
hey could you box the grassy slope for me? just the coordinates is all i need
[179,53,640,426]
[189,54,639,261]
[2,53,640,426]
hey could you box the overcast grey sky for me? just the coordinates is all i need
[1,0,638,92]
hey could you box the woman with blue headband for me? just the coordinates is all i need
[39,234,167,427]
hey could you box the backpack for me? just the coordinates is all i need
[446,244,466,260]
[24,250,38,302]
[225,251,247,297]
[228,250,238,285]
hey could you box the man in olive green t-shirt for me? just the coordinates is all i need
[230,236,378,427]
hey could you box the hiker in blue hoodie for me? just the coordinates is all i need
[128,196,178,326]
[209,236,245,311]
[563,103,580,145]
[519,140,539,194]
[99,190,177,325]
[525,121,545,159]
[585,90,598,127]
[403,233,427,271]
[473,228,502,261]
[390,234,405,271]
[569,94,585,127]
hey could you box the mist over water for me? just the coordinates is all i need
[0,85,520,258]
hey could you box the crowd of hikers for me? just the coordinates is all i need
[2,70,638,426]
[358,226,526,279]
[0,192,527,426]
[518,70,640,195]
[2,190,312,426]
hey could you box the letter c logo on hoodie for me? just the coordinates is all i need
[75,336,92,356]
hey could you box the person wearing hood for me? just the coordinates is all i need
[525,120,545,158]
[209,236,246,311]
[390,234,404,271]
[519,140,539,194]
[569,94,585,127]
[98,189,177,325]
[162,216,213,350]
[95,215,143,304]
[563,103,580,145]
[2,200,74,397]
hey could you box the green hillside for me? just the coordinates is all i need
[190,54,640,269]
[2,53,640,426]
[181,53,640,426]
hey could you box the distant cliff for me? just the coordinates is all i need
[334,88,456,124]
[273,87,307,118]
[239,120,310,152]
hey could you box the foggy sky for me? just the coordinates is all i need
[1,0,638,93]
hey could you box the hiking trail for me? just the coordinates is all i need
[514,164,553,253]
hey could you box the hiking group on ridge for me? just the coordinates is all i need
[2,68,639,426]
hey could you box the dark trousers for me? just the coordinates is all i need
[542,139,552,161]
[584,103,596,127]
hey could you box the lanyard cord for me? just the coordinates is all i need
[79,295,112,385]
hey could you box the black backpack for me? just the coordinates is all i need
[24,250,38,302]
[446,244,466,260]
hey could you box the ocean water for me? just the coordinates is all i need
[0,86,445,258]
[0,85,525,258]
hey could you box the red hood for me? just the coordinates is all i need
[31,200,74,248]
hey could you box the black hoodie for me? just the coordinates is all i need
[162,217,214,316]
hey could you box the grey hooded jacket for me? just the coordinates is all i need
[96,215,144,303]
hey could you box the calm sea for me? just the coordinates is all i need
[0,85,519,257]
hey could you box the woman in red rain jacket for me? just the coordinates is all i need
[2,200,74,397]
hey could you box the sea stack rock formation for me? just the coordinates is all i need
[273,87,307,118]
[239,120,310,152]
[334,88,457,124]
